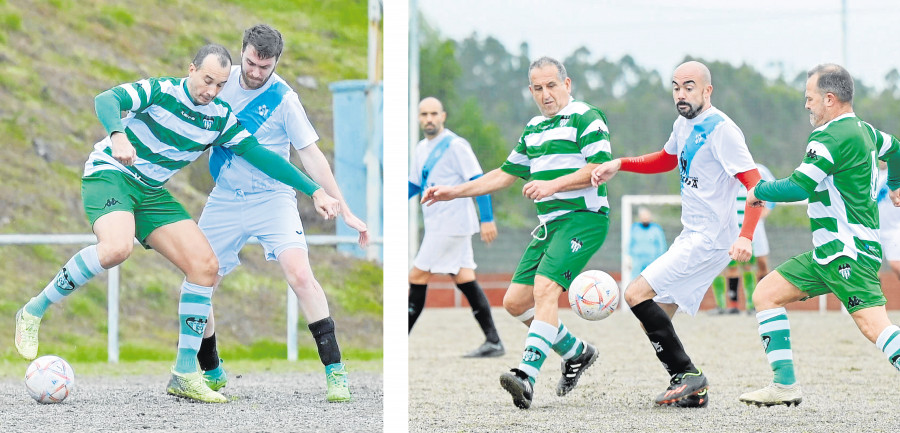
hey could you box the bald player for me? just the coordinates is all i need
[592,61,763,408]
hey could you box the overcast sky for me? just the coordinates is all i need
[417,0,900,89]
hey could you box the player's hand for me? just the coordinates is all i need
[312,189,341,220]
[341,209,369,247]
[522,180,557,200]
[480,221,497,244]
[110,132,137,166]
[729,236,753,262]
[421,185,456,206]
[891,188,900,207]
[746,187,765,208]
[591,159,622,187]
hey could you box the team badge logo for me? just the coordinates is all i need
[838,263,851,280]
[522,348,542,363]
[892,354,900,370]
[761,335,770,351]
[202,117,214,130]
[185,317,208,336]
[570,237,582,253]
[55,268,76,291]
[258,105,269,117]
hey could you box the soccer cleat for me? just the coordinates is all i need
[15,308,41,360]
[326,363,351,402]
[500,368,534,409]
[202,359,228,391]
[463,341,505,358]
[739,382,802,407]
[727,307,741,315]
[671,388,709,408]
[655,368,709,406]
[556,342,598,396]
[166,367,228,403]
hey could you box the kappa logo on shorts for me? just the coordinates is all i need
[570,237,582,253]
[185,317,208,336]
[103,198,121,208]
[55,268,76,291]
[847,296,863,309]
[838,263,851,280]
[562,270,573,281]
[522,347,542,363]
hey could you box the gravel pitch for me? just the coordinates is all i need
[0,369,382,432]
[410,307,900,433]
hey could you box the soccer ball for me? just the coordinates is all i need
[25,355,75,403]
[568,270,620,321]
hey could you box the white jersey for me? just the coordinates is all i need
[878,168,900,235]
[663,106,756,248]
[209,66,319,195]
[410,129,483,236]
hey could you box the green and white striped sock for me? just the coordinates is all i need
[551,321,584,361]
[757,307,795,385]
[518,320,556,384]
[25,245,104,317]
[876,325,900,371]
[174,280,213,374]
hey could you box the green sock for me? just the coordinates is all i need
[757,307,795,385]
[518,320,556,384]
[551,321,584,361]
[174,280,213,374]
[26,245,104,317]
[743,270,756,310]
[712,275,726,309]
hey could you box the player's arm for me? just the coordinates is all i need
[522,163,600,200]
[467,174,498,244]
[296,144,368,244]
[95,81,158,166]
[421,168,516,206]
[591,150,677,186]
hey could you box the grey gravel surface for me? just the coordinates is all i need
[0,369,382,432]
[410,307,900,433]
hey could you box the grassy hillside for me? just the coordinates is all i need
[0,0,382,362]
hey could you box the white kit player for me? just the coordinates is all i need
[196,25,368,402]
[878,161,900,278]
[592,61,763,408]
[408,97,504,358]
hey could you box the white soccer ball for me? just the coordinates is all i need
[25,355,75,404]
[568,270,620,321]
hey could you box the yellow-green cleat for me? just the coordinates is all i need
[202,359,228,391]
[325,363,351,402]
[166,367,228,403]
[15,308,41,360]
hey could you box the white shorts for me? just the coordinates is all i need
[198,188,307,276]
[413,232,476,275]
[752,220,769,257]
[639,230,732,316]
[883,229,900,262]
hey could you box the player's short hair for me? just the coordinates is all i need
[243,24,284,60]
[192,44,232,69]
[808,63,854,104]
[528,56,568,84]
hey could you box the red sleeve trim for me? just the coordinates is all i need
[619,150,678,174]
[737,168,762,240]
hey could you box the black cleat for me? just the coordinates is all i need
[463,341,505,358]
[655,368,709,406]
[556,343,598,396]
[499,368,533,409]
[671,388,709,408]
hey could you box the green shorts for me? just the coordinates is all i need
[82,170,191,245]
[511,210,609,291]
[776,251,885,313]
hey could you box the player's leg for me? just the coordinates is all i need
[724,263,741,313]
[146,218,225,403]
[739,255,812,407]
[453,268,504,357]
[710,273,727,314]
[743,259,758,313]
[15,172,137,360]
[408,266,432,332]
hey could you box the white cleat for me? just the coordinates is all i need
[739,382,802,407]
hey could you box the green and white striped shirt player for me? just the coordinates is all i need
[500,99,612,224]
[789,113,900,265]
[84,77,258,187]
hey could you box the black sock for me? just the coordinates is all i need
[630,299,695,376]
[197,333,220,371]
[727,277,739,303]
[456,280,500,344]
[409,283,427,333]
[308,317,342,366]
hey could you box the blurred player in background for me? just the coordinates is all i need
[711,163,776,314]
[408,96,504,358]
[592,61,763,408]
[877,160,900,279]
[423,57,611,409]
[628,207,667,281]
[742,64,900,406]
[196,25,368,403]
[14,44,340,403]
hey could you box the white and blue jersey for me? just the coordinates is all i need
[208,66,319,196]
[663,106,756,248]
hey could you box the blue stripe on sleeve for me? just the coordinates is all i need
[469,174,493,222]
[409,181,422,199]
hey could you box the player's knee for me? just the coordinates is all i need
[502,293,528,316]
[189,253,219,283]
[98,240,133,268]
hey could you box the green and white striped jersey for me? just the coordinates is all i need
[789,113,900,265]
[500,99,612,224]
[84,77,259,187]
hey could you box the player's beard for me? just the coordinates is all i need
[241,68,273,90]
[676,101,704,119]
[423,123,439,137]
